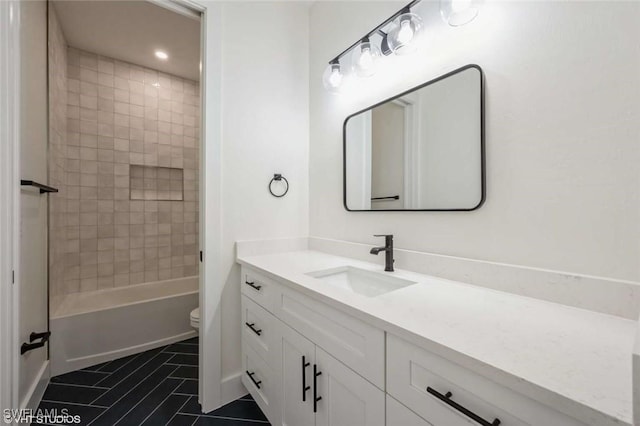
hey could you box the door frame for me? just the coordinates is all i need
[0,0,21,415]
[149,0,225,412]
[0,0,227,415]
[190,0,224,413]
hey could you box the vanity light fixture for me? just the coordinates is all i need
[352,37,381,77]
[322,0,423,92]
[386,10,423,55]
[323,0,481,92]
[440,0,480,26]
[322,61,344,92]
[154,50,169,60]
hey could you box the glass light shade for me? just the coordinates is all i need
[440,0,480,26]
[351,40,381,77]
[387,13,423,56]
[322,63,343,92]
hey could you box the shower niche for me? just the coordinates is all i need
[130,165,184,201]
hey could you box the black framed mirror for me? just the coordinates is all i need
[343,64,485,211]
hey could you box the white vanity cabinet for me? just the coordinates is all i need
[240,266,590,426]
[241,267,384,426]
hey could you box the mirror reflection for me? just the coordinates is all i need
[344,65,484,211]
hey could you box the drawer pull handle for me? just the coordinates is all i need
[245,322,262,336]
[246,370,262,389]
[302,356,311,402]
[427,387,500,426]
[245,281,262,291]
[313,364,322,413]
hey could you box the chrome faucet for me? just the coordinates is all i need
[370,234,394,272]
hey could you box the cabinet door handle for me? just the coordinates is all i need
[426,387,501,426]
[302,356,311,402]
[245,322,262,336]
[313,364,322,413]
[245,280,262,291]
[246,370,262,389]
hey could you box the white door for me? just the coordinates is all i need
[314,347,384,426]
[18,0,50,409]
[279,323,315,426]
[371,102,405,210]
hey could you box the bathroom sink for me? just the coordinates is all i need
[306,266,416,297]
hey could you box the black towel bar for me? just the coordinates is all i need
[371,195,399,201]
[21,180,58,194]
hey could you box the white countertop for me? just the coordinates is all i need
[237,249,636,426]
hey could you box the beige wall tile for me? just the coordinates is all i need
[54,46,200,296]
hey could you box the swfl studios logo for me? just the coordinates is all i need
[3,408,81,424]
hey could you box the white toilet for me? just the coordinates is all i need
[190,308,200,331]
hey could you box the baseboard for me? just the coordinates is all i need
[22,360,49,411]
[220,372,247,407]
[53,331,197,376]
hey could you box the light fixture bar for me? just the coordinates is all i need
[328,0,421,64]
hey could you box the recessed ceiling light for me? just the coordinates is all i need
[155,50,168,60]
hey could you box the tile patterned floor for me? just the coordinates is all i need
[36,338,270,426]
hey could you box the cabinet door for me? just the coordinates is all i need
[314,347,384,426]
[279,323,315,426]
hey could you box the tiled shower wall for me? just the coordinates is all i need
[50,41,200,296]
[48,7,67,298]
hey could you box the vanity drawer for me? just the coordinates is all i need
[387,335,585,426]
[242,340,279,426]
[241,267,279,312]
[241,295,278,367]
[275,284,385,388]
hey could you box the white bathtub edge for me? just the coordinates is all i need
[51,276,199,319]
[55,331,197,376]
[51,289,199,320]
[50,289,199,377]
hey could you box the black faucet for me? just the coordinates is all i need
[370,234,394,272]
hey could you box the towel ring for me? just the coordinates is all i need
[269,174,289,198]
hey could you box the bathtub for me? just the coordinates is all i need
[50,276,199,376]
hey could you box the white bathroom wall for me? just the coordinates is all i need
[309,1,640,282]
[202,2,310,383]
